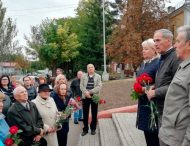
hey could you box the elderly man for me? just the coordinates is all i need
[159,25,190,146]
[80,64,102,136]
[70,71,83,124]
[7,86,47,146]
[146,29,181,127]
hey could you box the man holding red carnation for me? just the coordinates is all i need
[146,29,181,146]
[70,71,83,124]
[80,64,102,136]
[7,86,47,146]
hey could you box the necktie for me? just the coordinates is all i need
[26,103,30,111]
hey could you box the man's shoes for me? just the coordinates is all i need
[78,118,83,121]
[74,121,79,124]
[91,130,96,135]
[81,131,88,136]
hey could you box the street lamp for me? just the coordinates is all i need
[102,0,109,81]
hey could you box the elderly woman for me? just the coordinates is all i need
[136,39,160,146]
[0,92,9,145]
[32,84,58,146]
[51,83,72,146]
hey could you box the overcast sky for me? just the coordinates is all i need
[2,0,181,46]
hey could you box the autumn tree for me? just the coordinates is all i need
[107,0,169,70]
[25,18,81,75]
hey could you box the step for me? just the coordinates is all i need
[76,128,100,146]
[99,118,121,146]
[112,113,146,146]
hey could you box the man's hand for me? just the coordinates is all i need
[33,135,41,142]
[146,89,156,100]
[84,91,91,98]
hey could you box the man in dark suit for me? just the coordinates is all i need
[7,86,47,146]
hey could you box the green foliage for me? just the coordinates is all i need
[26,18,81,74]
[130,90,139,100]
[0,1,21,62]
[71,0,117,71]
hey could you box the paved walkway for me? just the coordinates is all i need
[67,116,83,146]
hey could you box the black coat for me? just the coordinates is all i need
[136,57,159,132]
[7,101,44,146]
[70,78,82,98]
[155,48,181,114]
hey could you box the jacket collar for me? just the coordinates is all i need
[14,101,33,112]
[179,57,190,69]
[160,48,175,60]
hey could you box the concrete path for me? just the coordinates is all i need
[67,116,83,146]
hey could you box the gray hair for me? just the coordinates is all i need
[154,29,173,41]
[177,25,190,41]
[142,38,155,49]
[13,85,25,96]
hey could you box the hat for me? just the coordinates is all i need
[0,92,5,101]
[38,84,52,93]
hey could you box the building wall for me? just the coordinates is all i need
[170,11,184,39]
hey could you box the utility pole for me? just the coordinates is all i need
[102,0,109,81]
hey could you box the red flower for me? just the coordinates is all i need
[9,126,19,134]
[146,76,153,84]
[4,138,14,146]
[99,99,106,104]
[76,96,81,101]
[133,82,143,93]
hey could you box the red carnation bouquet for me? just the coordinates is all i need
[131,73,158,130]
[4,126,22,146]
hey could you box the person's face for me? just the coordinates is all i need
[174,32,190,60]
[39,90,50,99]
[77,71,83,79]
[153,32,171,54]
[87,65,95,74]
[56,69,62,76]
[142,45,156,60]
[58,76,66,84]
[1,77,9,86]
[23,77,31,86]
[59,84,67,96]
[0,100,3,113]
[15,87,28,102]
[39,79,45,84]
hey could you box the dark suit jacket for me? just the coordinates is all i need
[7,101,44,145]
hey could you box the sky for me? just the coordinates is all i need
[2,0,182,46]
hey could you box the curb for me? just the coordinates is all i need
[88,104,137,123]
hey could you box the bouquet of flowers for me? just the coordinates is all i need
[55,98,80,128]
[131,73,158,130]
[92,95,106,104]
[4,126,22,146]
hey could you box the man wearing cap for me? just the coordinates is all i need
[32,84,58,146]
[7,86,47,146]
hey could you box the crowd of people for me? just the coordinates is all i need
[136,25,190,146]
[0,64,102,146]
[1,25,190,146]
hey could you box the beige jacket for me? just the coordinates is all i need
[32,95,58,146]
[80,73,102,99]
